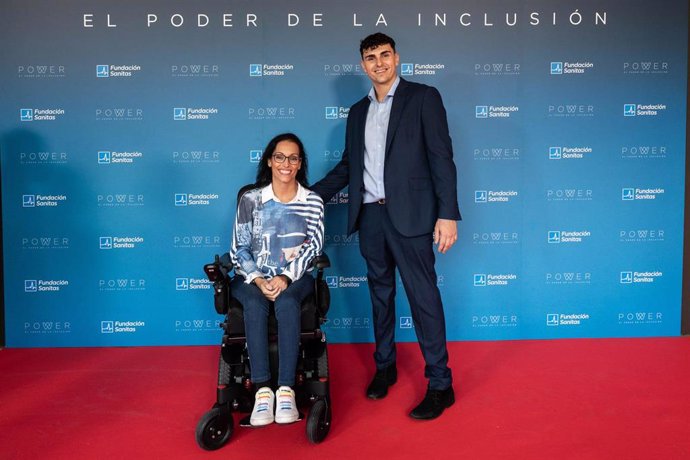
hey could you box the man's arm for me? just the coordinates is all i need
[421,86,461,222]
[421,86,460,253]
[310,148,350,203]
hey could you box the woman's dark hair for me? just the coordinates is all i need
[255,132,309,188]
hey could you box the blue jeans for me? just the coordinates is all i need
[231,275,314,387]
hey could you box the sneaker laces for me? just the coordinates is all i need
[277,388,295,411]
[255,391,272,413]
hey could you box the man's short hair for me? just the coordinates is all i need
[359,33,396,58]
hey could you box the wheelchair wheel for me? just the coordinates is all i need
[195,407,233,450]
[306,399,331,444]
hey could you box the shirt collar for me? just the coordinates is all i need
[261,182,308,204]
[368,76,400,102]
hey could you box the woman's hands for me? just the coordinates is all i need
[254,275,290,301]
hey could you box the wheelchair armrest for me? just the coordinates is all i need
[311,253,331,270]
[204,255,227,282]
[204,253,234,282]
[203,254,235,315]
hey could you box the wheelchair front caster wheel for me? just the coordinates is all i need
[196,407,233,450]
[306,399,331,444]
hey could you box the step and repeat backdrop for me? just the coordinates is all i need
[1,0,688,347]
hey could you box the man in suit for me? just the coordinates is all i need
[311,33,461,420]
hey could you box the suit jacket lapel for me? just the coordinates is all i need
[385,78,408,158]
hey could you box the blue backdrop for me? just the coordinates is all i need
[1,0,688,347]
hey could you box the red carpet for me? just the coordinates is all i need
[1,338,689,459]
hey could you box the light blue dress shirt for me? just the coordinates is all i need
[363,76,400,204]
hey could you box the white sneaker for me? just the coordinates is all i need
[250,387,275,426]
[274,386,299,424]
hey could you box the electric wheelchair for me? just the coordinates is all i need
[195,207,333,449]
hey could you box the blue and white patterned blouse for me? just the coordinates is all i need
[230,183,325,284]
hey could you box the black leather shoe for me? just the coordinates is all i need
[409,386,455,420]
[366,363,397,399]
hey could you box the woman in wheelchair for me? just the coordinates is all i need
[229,132,324,427]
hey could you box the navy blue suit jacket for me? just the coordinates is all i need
[312,78,461,237]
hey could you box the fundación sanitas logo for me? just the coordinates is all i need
[25,279,68,293]
[175,277,211,291]
[547,230,590,244]
[20,109,33,121]
[99,236,144,250]
[624,103,666,117]
[547,313,590,326]
[476,105,518,118]
[549,146,592,160]
[475,190,518,203]
[250,64,262,76]
[24,280,37,293]
[400,62,445,76]
[101,320,145,334]
[621,187,664,200]
[22,194,66,207]
[249,63,294,76]
[325,274,367,288]
[326,192,349,205]
[174,192,219,206]
[20,108,65,122]
[96,64,141,78]
[325,106,349,120]
[620,270,662,284]
[98,150,142,165]
[550,61,594,75]
[474,273,516,287]
[174,107,218,120]
[249,149,262,163]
